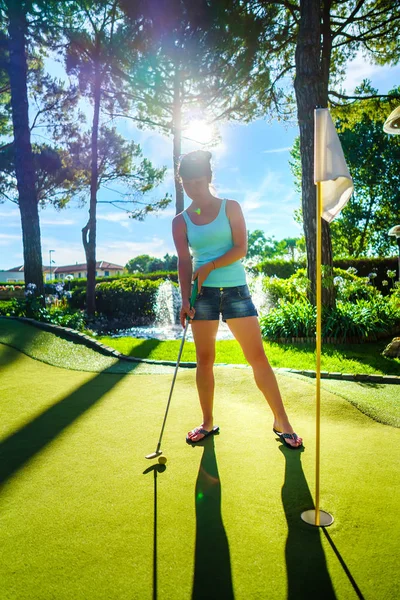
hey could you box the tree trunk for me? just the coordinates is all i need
[83,48,101,316]
[173,66,184,215]
[6,0,44,298]
[294,0,335,307]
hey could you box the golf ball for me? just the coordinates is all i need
[158,456,167,464]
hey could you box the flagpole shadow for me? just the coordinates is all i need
[279,444,337,600]
[322,528,366,600]
[192,436,234,600]
[143,463,167,600]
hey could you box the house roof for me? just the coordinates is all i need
[7,262,124,273]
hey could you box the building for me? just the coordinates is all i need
[1,261,125,282]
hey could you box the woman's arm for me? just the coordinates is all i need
[172,214,195,326]
[193,200,248,289]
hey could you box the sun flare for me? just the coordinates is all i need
[184,119,214,145]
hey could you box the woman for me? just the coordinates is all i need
[172,150,302,449]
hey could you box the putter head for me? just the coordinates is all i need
[145,450,163,460]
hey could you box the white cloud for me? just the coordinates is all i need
[96,237,175,266]
[0,209,20,218]
[343,52,400,94]
[97,212,132,229]
[263,147,291,154]
[40,218,75,226]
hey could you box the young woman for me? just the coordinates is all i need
[172,150,302,449]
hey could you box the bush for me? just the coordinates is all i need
[0,299,20,316]
[260,295,400,342]
[94,277,163,320]
[263,270,309,306]
[256,259,306,279]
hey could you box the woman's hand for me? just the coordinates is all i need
[180,300,195,328]
[192,262,214,293]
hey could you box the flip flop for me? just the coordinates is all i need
[273,428,303,450]
[186,425,220,445]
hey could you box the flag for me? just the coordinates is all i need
[314,108,353,222]
[383,105,400,135]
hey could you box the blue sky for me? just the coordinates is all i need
[1,53,399,270]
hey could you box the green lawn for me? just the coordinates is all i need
[1,321,400,599]
[98,334,400,376]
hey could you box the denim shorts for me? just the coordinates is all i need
[192,284,258,322]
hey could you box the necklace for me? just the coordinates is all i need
[191,208,201,215]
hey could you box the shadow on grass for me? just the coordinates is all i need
[122,338,162,359]
[0,361,139,488]
[322,529,365,600]
[143,462,167,600]
[279,444,337,600]
[268,339,400,376]
[192,435,234,600]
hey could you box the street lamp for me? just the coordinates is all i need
[388,226,400,282]
[49,250,55,282]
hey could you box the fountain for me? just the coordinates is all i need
[111,273,272,341]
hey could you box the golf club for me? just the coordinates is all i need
[145,278,198,459]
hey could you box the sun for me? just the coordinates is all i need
[184,119,214,145]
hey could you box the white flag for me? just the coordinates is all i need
[383,105,400,135]
[314,108,353,223]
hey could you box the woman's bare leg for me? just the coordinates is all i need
[188,320,220,442]
[226,316,302,447]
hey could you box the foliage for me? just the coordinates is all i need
[290,99,400,258]
[70,276,164,320]
[247,230,305,262]
[94,278,162,320]
[1,282,87,330]
[263,270,309,306]
[255,259,306,279]
[260,296,399,342]
[125,253,177,273]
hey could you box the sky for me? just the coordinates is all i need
[1,53,399,271]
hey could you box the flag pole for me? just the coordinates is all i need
[301,108,334,528]
[315,180,323,525]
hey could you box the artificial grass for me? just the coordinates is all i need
[1,344,400,599]
[98,334,400,376]
[0,319,171,374]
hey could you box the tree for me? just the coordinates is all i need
[290,93,400,257]
[224,0,400,304]
[331,112,400,257]
[125,253,178,273]
[119,1,268,214]
[64,0,169,315]
[2,0,44,296]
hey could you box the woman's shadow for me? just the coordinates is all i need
[192,436,235,600]
[279,444,337,600]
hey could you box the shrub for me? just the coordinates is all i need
[0,299,20,316]
[260,300,316,339]
[263,270,309,306]
[95,277,162,320]
[255,259,306,279]
[260,295,400,342]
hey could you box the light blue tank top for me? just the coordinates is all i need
[182,199,246,287]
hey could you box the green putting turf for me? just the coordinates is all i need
[1,337,400,599]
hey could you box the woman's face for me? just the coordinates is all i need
[181,176,210,200]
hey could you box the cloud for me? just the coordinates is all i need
[97,212,132,229]
[263,147,291,154]
[343,52,400,94]
[0,209,20,218]
[97,237,175,266]
[40,218,75,226]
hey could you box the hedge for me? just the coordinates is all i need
[256,256,398,292]
[70,277,163,322]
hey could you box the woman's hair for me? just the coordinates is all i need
[178,150,212,181]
